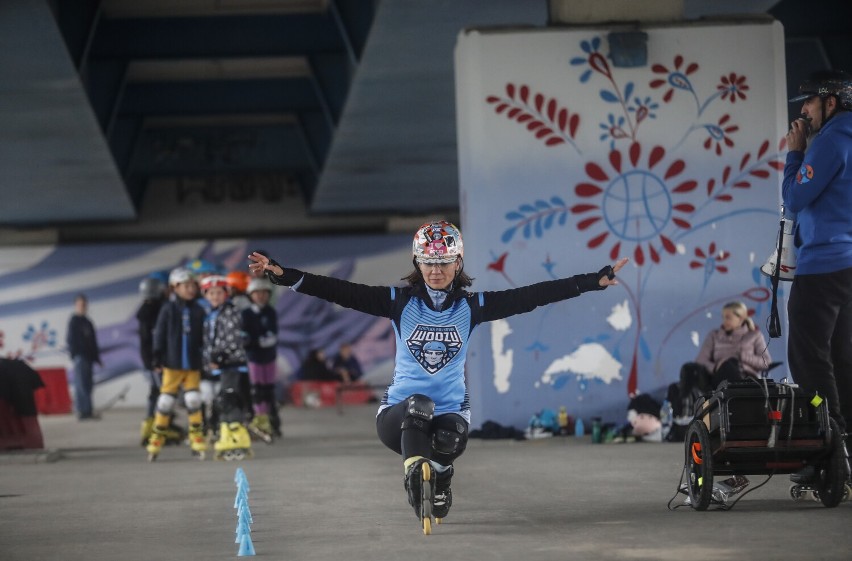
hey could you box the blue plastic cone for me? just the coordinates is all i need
[239,503,253,523]
[238,533,256,556]
[240,508,253,527]
[235,520,246,544]
[234,487,248,509]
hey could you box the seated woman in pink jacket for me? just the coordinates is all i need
[694,300,772,389]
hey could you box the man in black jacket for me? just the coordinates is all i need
[66,294,101,421]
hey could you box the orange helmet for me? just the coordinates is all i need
[226,270,251,294]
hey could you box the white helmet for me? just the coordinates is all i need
[412,221,464,264]
[247,277,275,294]
[168,267,195,286]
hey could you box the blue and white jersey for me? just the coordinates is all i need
[266,266,606,424]
[387,291,473,420]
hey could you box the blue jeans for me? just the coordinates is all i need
[72,356,95,418]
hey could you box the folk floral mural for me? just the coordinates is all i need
[457,21,789,427]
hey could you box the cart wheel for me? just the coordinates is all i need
[816,419,848,508]
[684,419,713,511]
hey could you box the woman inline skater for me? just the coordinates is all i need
[248,221,626,533]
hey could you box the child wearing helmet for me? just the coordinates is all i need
[146,267,208,461]
[226,271,253,312]
[200,275,254,459]
[136,274,184,446]
[242,276,281,439]
[248,220,627,532]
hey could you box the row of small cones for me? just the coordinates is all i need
[235,467,255,556]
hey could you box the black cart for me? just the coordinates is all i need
[682,378,848,510]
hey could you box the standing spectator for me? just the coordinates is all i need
[332,342,363,384]
[66,294,101,421]
[783,70,852,485]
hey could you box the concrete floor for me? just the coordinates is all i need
[1,404,851,561]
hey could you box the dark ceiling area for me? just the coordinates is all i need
[0,0,849,238]
[52,0,375,211]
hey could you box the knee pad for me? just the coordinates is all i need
[433,423,468,455]
[155,392,176,415]
[400,394,435,433]
[199,380,216,405]
[183,390,202,413]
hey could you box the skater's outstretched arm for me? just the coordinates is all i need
[477,257,628,323]
[247,251,395,317]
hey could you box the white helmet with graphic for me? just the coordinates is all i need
[199,275,229,293]
[247,277,275,294]
[412,221,464,264]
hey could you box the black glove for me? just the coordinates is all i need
[598,265,615,282]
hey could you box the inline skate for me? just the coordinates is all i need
[214,422,253,461]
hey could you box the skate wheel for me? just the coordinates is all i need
[147,453,158,462]
[790,485,804,501]
[422,517,432,535]
[233,449,246,461]
[195,451,206,461]
[684,420,713,510]
[420,462,433,521]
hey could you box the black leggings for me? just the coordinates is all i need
[376,401,469,467]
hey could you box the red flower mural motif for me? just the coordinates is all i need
[571,142,698,266]
[703,114,738,156]
[485,83,580,150]
[649,55,699,103]
[689,242,730,274]
[718,73,749,103]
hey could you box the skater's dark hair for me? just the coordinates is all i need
[401,257,474,288]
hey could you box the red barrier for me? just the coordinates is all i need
[33,367,73,415]
[290,381,374,408]
[0,400,44,449]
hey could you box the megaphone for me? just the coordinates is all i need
[760,215,796,281]
[763,209,796,339]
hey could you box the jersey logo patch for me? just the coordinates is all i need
[796,163,814,184]
[407,324,462,375]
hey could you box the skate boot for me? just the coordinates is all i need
[248,414,274,444]
[163,422,185,446]
[432,465,454,522]
[214,422,253,461]
[146,427,166,462]
[403,457,436,535]
[140,417,154,447]
[188,424,208,460]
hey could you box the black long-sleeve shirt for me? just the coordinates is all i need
[66,314,100,362]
